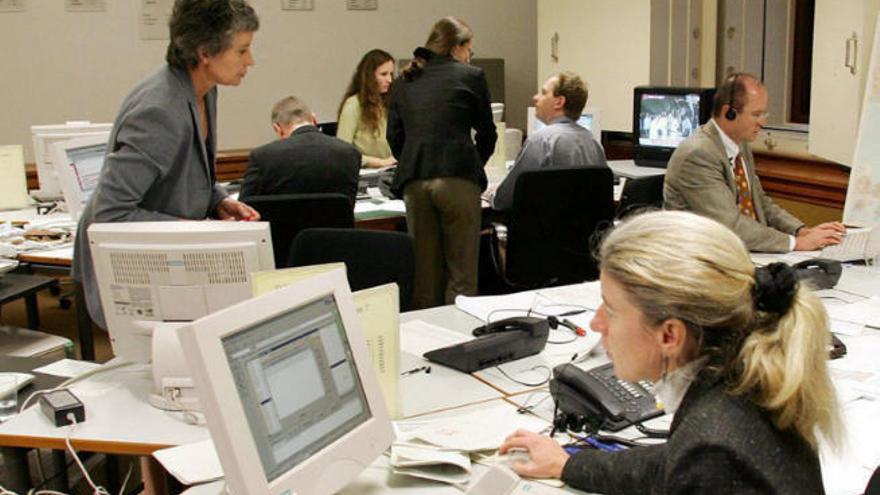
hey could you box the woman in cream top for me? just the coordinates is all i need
[337,49,396,168]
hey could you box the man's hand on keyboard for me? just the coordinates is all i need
[795,221,846,251]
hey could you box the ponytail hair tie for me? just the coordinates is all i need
[413,46,435,61]
[752,262,797,315]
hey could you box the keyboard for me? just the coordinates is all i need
[633,158,669,169]
[821,228,875,262]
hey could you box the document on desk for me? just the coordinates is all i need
[399,402,548,452]
[33,358,101,378]
[399,320,471,357]
[455,282,603,324]
[153,438,223,485]
[390,444,472,485]
[826,296,880,328]
[251,263,346,295]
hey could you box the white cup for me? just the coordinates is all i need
[0,375,18,421]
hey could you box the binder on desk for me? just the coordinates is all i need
[0,145,31,211]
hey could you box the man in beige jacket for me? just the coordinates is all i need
[664,73,844,252]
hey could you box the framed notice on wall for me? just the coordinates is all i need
[0,0,26,12]
[843,13,880,227]
[282,0,314,10]
[347,0,377,10]
[140,0,173,40]
[66,0,106,12]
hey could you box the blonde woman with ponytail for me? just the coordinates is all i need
[500,210,840,494]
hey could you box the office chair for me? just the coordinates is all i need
[318,121,338,137]
[482,166,614,293]
[867,465,880,495]
[287,228,415,311]
[616,174,665,219]
[244,193,354,268]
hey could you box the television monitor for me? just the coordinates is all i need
[88,221,275,363]
[527,106,602,142]
[177,268,395,495]
[50,134,109,220]
[30,122,113,201]
[632,86,715,168]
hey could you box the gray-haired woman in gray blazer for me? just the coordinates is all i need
[73,0,261,329]
[500,211,840,494]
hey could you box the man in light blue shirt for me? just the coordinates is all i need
[490,71,608,211]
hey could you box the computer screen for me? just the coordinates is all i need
[527,106,602,142]
[178,269,394,495]
[50,134,109,220]
[88,221,275,363]
[631,87,715,167]
[30,122,113,201]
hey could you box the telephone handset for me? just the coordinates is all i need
[472,316,547,337]
[792,258,842,290]
[550,362,664,433]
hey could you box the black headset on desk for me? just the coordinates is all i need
[724,72,742,121]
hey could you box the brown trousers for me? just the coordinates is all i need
[403,177,481,309]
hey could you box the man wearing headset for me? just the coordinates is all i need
[664,73,845,252]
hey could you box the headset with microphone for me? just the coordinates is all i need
[724,72,741,121]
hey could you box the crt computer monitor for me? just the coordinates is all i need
[88,221,275,363]
[50,134,109,220]
[632,86,715,167]
[177,269,395,495]
[30,122,113,201]
[527,106,602,142]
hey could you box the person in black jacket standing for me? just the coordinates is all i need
[387,16,497,309]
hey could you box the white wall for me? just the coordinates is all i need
[537,0,651,132]
[0,0,536,162]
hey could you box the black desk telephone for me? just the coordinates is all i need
[423,317,549,373]
[550,362,664,433]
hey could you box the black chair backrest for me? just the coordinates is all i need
[245,193,354,268]
[506,166,614,287]
[617,174,665,219]
[318,121,338,137]
[867,465,880,495]
[288,228,415,311]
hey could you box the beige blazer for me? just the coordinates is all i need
[664,122,803,252]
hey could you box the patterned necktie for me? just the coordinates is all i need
[733,153,756,220]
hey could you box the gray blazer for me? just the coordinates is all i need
[562,375,825,494]
[72,64,227,328]
[663,122,803,252]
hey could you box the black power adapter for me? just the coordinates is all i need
[39,389,85,427]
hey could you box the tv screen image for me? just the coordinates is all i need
[638,93,701,148]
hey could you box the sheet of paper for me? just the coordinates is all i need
[153,439,223,485]
[33,359,101,378]
[404,402,548,452]
[0,145,30,211]
[399,320,471,357]
[353,284,401,419]
[826,297,880,328]
[251,263,346,296]
[390,444,472,485]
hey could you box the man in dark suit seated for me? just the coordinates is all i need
[663,73,844,253]
[239,96,361,205]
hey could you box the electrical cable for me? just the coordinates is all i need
[64,415,110,495]
[20,361,138,413]
[495,364,551,387]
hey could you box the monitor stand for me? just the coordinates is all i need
[149,323,202,414]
